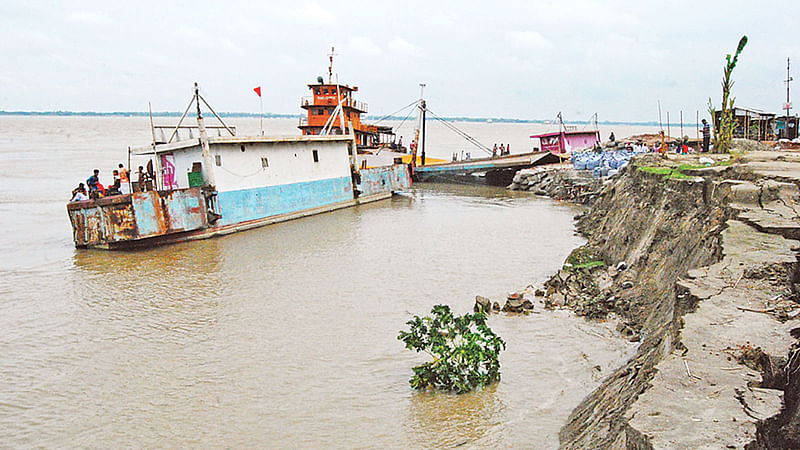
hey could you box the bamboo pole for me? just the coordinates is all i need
[667,112,671,139]
[127,146,132,193]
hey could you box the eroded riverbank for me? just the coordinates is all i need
[525,150,800,448]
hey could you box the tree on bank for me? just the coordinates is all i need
[709,35,748,154]
[398,304,505,394]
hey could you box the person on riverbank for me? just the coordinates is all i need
[701,119,710,153]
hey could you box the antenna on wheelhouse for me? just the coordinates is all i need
[327,46,338,84]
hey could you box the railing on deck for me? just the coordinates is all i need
[299,96,368,113]
[349,100,368,113]
[153,125,237,144]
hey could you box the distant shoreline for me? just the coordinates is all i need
[0,110,674,127]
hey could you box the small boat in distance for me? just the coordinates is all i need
[66,83,411,249]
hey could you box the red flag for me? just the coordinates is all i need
[253,86,261,97]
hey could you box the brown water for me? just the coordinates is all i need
[0,117,636,448]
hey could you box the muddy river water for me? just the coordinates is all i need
[0,117,641,447]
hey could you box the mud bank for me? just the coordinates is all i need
[531,152,800,448]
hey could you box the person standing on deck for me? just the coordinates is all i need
[701,119,711,153]
[137,166,148,192]
[118,163,131,194]
[500,143,506,156]
[493,143,498,157]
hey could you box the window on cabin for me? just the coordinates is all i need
[314,88,320,95]
[261,157,269,168]
[215,155,221,166]
[322,88,328,94]
[313,150,319,163]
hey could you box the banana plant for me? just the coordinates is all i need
[710,36,748,153]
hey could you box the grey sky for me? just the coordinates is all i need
[2,0,798,122]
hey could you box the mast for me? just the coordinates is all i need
[411,83,426,168]
[421,85,427,166]
[335,76,359,172]
[195,82,217,188]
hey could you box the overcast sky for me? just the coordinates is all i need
[1,0,799,122]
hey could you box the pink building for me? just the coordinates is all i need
[530,130,601,155]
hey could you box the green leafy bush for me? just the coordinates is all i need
[398,304,506,394]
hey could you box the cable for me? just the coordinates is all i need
[372,99,421,124]
[426,108,493,155]
[217,166,264,178]
[393,107,417,133]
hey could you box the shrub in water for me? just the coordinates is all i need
[398,304,506,394]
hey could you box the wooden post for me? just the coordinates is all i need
[127,146,132,193]
[696,110,699,141]
[667,112,671,139]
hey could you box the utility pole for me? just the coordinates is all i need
[786,57,793,118]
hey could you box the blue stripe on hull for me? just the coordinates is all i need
[215,176,354,227]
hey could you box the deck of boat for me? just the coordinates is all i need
[412,151,564,183]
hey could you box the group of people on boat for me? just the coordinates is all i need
[70,163,155,202]
[491,143,510,157]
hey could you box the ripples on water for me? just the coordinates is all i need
[0,117,636,448]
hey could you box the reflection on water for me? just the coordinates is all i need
[0,117,636,448]
[406,385,505,448]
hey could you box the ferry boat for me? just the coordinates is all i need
[66,84,411,249]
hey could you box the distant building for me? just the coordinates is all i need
[774,115,799,140]
[713,107,776,141]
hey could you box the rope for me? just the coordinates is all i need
[217,166,264,178]
[372,99,421,124]
[425,108,493,155]
[392,107,417,134]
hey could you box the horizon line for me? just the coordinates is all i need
[0,110,683,127]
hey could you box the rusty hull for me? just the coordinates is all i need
[67,188,208,248]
